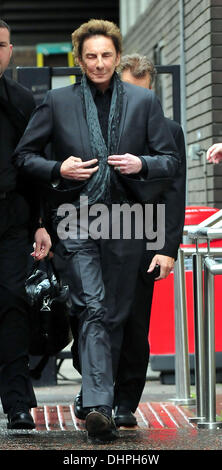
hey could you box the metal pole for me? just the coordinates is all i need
[189,249,205,422]
[172,248,195,405]
[198,258,222,429]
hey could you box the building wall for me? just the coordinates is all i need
[120,0,152,36]
[121,0,222,208]
[0,0,119,45]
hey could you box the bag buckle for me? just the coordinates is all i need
[41,296,51,311]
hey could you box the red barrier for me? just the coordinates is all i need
[149,206,222,359]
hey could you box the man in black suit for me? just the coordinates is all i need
[14,19,180,442]
[0,19,51,430]
[112,54,186,426]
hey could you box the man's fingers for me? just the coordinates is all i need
[76,166,99,177]
[61,158,99,181]
[108,155,126,161]
[86,165,99,173]
[65,165,99,180]
[70,156,82,162]
[108,159,122,165]
[147,261,156,273]
[33,241,41,257]
[147,254,174,281]
[76,165,98,174]
[107,157,126,171]
[32,244,48,260]
[207,144,222,163]
[108,159,125,166]
[80,159,98,168]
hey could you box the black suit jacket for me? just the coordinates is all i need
[3,75,35,129]
[3,75,38,236]
[156,117,186,259]
[13,81,180,204]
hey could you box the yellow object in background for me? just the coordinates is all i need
[36,43,75,83]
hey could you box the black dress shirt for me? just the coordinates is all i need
[89,78,113,146]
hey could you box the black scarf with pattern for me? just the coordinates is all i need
[80,72,124,205]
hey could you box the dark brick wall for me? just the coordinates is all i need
[0,0,119,45]
[121,0,222,208]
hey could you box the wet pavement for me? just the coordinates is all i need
[1,361,222,464]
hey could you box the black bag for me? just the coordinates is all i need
[25,257,72,378]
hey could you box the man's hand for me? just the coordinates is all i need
[108,153,142,174]
[207,143,222,164]
[60,156,99,181]
[147,254,175,280]
[31,228,52,260]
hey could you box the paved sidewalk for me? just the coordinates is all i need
[1,359,222,463]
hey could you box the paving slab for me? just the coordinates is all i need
[1,365,222,464]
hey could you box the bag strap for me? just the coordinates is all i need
[49,257,63,286]
[28,257,62,287]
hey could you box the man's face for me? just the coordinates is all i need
[0,27,12,77]
[121,69,152,90]
[79,35,120,92]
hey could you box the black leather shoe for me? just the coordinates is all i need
[74,392,88,420]
[7,410,35,430]
[86,408,119,442]
[114,405,137,427]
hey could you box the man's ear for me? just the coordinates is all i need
[77,57,85,73]
[115,52,121,69]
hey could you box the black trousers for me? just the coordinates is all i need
[0,193,37,413]
[113,267,154,412]
[54,213,144,409]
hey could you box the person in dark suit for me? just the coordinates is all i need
[111,54,186,426]
[14,19,180,442]
[0,19,51,430]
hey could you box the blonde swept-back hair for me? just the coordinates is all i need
[72,18,122,63]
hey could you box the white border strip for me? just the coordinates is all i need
[43,406,51,431]
[137,407,149,427]
[57,405,66,431]
[146,403,165,428]
[69,404,79,430]
[161,403,179,428]
[175,405,196,428]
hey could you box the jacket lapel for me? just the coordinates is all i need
[71,86,91,157]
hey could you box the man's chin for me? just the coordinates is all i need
[90,76,111,91]
[92,75,107,82]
